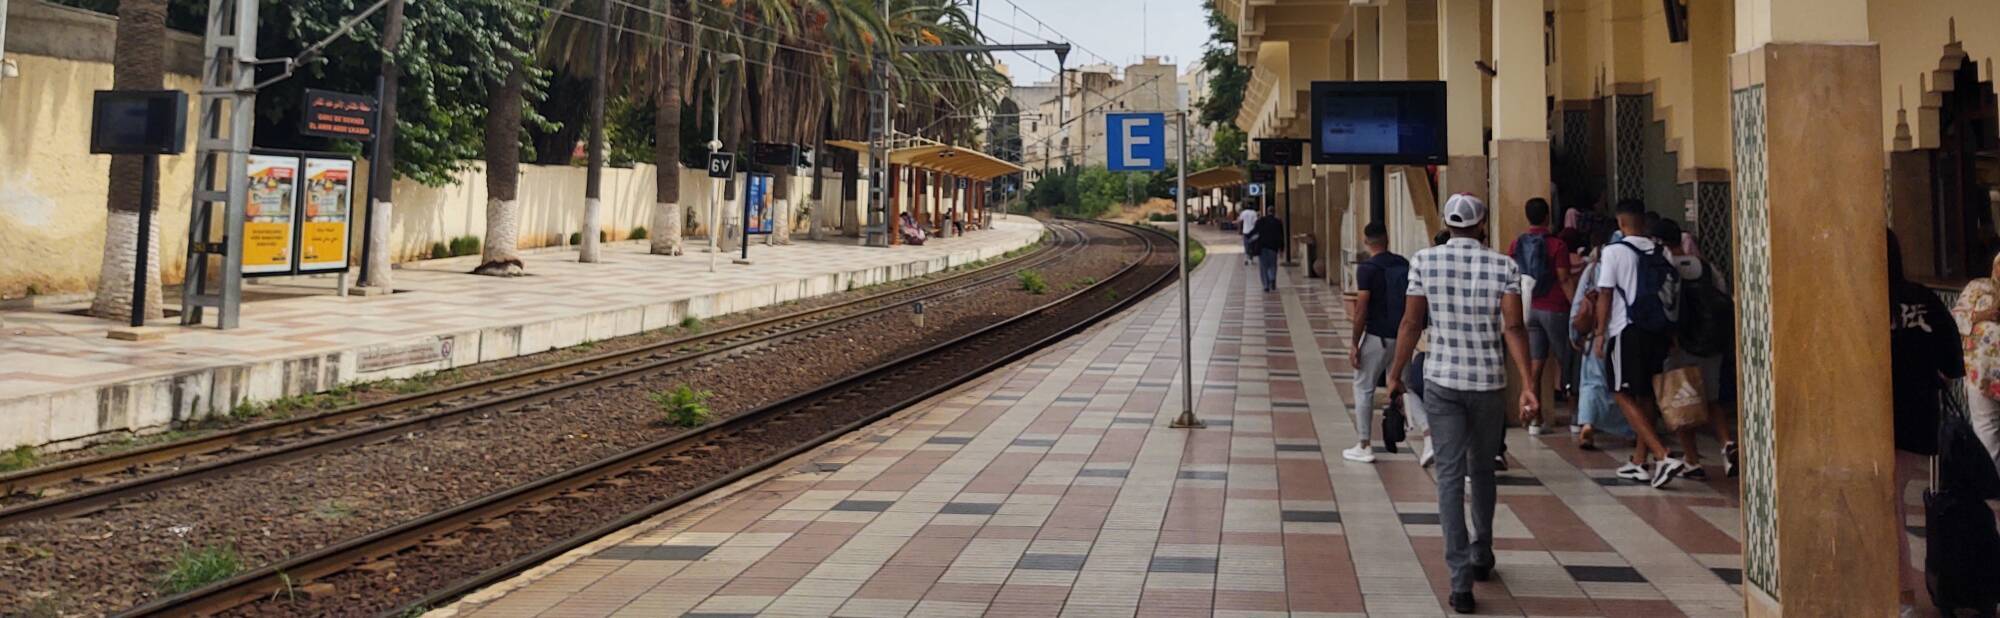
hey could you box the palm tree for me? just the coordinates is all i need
[475,60,530,276]
[90,0,170,320]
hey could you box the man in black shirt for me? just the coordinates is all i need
[1886,230,1964,612]
[1251,212,1287,292]
[1348,222,1409,463]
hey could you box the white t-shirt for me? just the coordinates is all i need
[1595,235,1658,337]
[1238,209,1258,236]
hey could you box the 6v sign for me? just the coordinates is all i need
[707,152,735,178]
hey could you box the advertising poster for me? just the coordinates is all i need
[744,173,775,235]
[298,157,354,273]
[244,153,300,275]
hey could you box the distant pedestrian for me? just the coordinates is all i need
[1251,212,1286,292]
[1509,198,1574,436]
[1595,199,1688,488]
[1387,194,1538,615]
[1887,230,1965,614]
[1348,222,1408,463]
[1652,218,1734,480]
[1570,229,1631,450]
[1238,206,1259,265]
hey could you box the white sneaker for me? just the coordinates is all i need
[1569,424,1583,435]
[1615,462,1651,482]
[1527,422,1545,436]
[1651,458,1687,489]
[1342,444,1377,463]
[1419,437,1436,468]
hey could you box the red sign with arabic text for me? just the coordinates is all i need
[300,89,378,141]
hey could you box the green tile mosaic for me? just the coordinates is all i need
[1732,83,1779,601]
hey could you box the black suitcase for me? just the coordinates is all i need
[1925,409,2000,615]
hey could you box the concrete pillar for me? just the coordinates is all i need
[1489,0,1549,244]
[1731,0,1895,615]
[1354,7,1381,82]
[1379,0,1409,80]
[1438,0,1486,201]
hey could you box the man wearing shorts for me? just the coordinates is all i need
[1508,198,1574,435]
[1594,200,1687,488]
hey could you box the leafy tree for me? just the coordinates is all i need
[1197,0,1249,167]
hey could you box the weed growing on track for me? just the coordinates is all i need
[1018,270,1049,295]
[652,386,714,428]
[314,500,356,520]
[157,544,242,594]
[680,316,703,332]
[0,445,37,472]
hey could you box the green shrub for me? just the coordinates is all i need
[650,385,713,428]
[158,545,241,594]
[568,232,582,246]
[1148,212,1175,222]
[630,226,648,240]
[448,235,481,257]
[0,445,38,473]
[600,230,609,243]
[429,242,450,259]
[1017,270,1048,295]
[679,316,702,332]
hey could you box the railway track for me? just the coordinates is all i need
[118,219,1179,617]
[0,221,1085,527]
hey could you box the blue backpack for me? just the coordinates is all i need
[1611,240,1679,334]
[1513,232,1555,298]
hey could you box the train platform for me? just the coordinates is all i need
[435,226,1748,618]
[0,218,1043,451]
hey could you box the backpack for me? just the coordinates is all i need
[1612,240,1679,334]
[1513,233,1555,298]
[1676,263,1735,357]
[1359,255,1410,330]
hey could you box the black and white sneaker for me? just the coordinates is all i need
[1679,465,1709,481]
[1722,441,1739,478]
[1615,462,1651,482]
[1651,458,1687,489]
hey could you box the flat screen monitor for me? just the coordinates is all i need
[1309,81,1447,165]
[90,90,188,156]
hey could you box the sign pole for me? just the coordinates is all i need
[358,76,384,284]
[131,155,157,328]
[1170,111,1203,430]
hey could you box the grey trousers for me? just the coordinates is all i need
[1351,334,1395,443]
[1426,381,1506,593]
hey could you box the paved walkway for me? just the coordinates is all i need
[439,226,1750,618]
[0,219,1041,449]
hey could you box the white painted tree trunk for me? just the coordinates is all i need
[361,200,395,289]
[767,198,791,245]
[579,198,602,262]
[807,198,827,241]
[651,202,684,255]
[89,209,163,320]
[474,198,525,276]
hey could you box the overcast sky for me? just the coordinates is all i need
[971,0,1209,85]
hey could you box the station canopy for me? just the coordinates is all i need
[1185,166,1248,191]
[824,140,1025,182]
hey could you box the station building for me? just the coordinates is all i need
[1221,0,1998,613]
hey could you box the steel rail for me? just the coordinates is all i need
[0,222,1083,527]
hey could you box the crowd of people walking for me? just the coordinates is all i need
[1229,190,2000,615]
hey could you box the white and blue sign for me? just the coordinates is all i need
[1247,183,1264,197]
[1105,112,1167,172]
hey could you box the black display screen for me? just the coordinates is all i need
[1309,81,1447,165]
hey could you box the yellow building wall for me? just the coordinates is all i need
[1869,0,2000,153]
[0,53,203,299]
[0,52,742,299]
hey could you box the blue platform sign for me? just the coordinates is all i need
[1105,112,1167,172]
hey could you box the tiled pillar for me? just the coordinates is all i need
[1730,0,1896,614]
[1488,0,1549,244]
[1437,0,1487,202]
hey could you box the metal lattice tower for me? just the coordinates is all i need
[864,56,891,248]
[179,0,259,328]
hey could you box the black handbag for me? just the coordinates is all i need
[1381,398,1407,452]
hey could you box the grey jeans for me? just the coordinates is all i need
[1427,381,1506,593]
[1351,334,1395,443]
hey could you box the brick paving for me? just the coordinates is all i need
[440,227,1753,618]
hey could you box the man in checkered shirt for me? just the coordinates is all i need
[1387,194,1538,615]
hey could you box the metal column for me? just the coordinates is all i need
[179,0,258,329]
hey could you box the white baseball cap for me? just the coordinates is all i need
[1442,193,1487,228]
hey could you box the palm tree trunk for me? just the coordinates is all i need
[650,78,685,256]
[579,0,610,264]
[476,61,527,276]
[361,0,407,290]
[90,0,169,320]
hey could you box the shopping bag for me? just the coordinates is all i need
[1653,367,1709,430]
